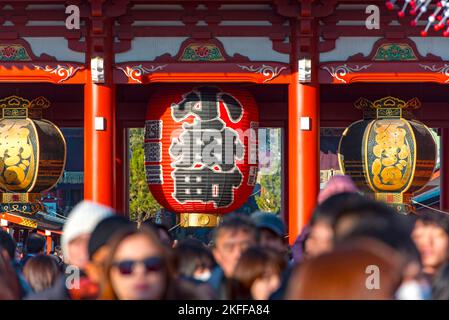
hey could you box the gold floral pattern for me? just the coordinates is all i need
[370,120,412,191]
[0,120,35,191]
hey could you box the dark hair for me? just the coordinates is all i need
[0,230,16,259]
[432,263,449,300]
[143,221,174,246]
[413,210,449,236]
[332,197,418,263]
[230,246,285,300]
[0,247,20,300]
[23,254,62,293]
[310,192,368,226]
[331,196,402,235]
[212,213,257,246]
[25,233,46,254]
[174,239,215,278]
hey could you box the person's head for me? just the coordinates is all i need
[174,238,215,282]
[15,243,24,261]
[286,239,404,300]
[86,216,134,285]
[23,254,62,293]
[306,192,368,258]
[412,210,449,276]
[332,197,405,239]
[25,233,46,255]
[101,226,171,300]
[0,246,20,300]
[61,200,115,269]
[212,213,257,278]
[231,246,285,300]
[335,206,422,297]
[251,212,287,254]
[317,174,359,204]
[0,230,16,261]
[143,221,174,248]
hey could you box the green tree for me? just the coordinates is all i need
[255,128,282,213]
[128,128,161,226]
[255,168,281,213]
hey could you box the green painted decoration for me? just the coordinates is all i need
[373,43,418,61]
[179,44,225,62]
[0,45,31,61]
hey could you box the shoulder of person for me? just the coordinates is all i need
[167,278,214,300]
[24,276,70,300]
[207,266,225,289]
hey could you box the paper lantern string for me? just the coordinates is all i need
[387,0,449,36]
[411,199,449,215]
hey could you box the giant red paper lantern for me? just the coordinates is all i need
[144,85,259,217]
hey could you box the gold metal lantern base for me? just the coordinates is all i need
[375,193,414,213]
[0,192,44,215]
[1,193,41,203]
[179,213,221,227]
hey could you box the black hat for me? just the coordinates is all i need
[251,211,286,238]
[88,215,134,259]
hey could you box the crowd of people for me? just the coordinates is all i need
[1,175,449,300]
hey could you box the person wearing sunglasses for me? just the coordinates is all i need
[99,227,206,300]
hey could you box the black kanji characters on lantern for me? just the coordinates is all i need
[170,86,245,208]
[169,126,244,171]
[172,167,243,207]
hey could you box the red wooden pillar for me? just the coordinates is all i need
[84,18,115,208]
[441,128,449,211]
[46,234,52,254]
[288,19,320,244]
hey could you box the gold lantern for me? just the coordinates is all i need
[338,96,437,212]
[0,96,66,216]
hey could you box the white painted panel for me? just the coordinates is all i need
[336,21,368,26]
[132,4,183,10]
[23,37,85,62]
[219,21,272,26]
[115,37,188,63]
[411,37,449,60]
[132,21,185,26]
[26,21,68,26]
[320,37,381,62]
[217,37,289,63]
[26,4,65,10]
[219,4,272,10]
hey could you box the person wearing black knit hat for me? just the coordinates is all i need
[85,216,134,283]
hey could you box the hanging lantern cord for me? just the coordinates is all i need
[168,222,182,232]
[411,199,449,215]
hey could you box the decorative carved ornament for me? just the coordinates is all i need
[237,64,287,83]
[154,38,250,63]
[373,43,418,61]
[0,44,31,61]
[347,38,441,62]
[116,65,168,83]
[179,43,225,62]
[33,65,84,83]
[419,64,449,83]
[321,64,372,83]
